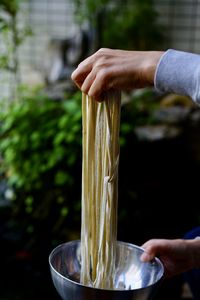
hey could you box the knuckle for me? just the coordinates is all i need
[97,69,108,84]
[95,48,111,61]
[97,47,109,54]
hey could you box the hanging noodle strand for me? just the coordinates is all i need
[81,91,121,289]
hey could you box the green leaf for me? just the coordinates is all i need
[53,132,66,146]
[54,171,72,186]
[58,115,70,129]
[60,207,69,217]
[25,196,34,206]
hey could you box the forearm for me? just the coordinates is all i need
[155,49,200,105]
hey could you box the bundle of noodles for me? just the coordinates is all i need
[81,91,121,289]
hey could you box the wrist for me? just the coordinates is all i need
[145,51,164,86]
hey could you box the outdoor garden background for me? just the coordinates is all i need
[0,0,200,299]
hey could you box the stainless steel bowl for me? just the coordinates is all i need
[49,240,164,300]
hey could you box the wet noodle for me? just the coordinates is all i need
[81,91,121,289]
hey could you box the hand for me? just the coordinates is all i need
[140,238,200,278]
[71,48,164,101]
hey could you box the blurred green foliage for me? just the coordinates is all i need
[120,89,157,145]
[73,0,164,50]
[0,0,19,16]
[0,89,83,245]
[0,91,82,190]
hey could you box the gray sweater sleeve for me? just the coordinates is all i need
[154,49,200,105]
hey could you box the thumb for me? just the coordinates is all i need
[140,239,161,262]
[140,250,155,262]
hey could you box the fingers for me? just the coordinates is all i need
[71,53,96,89]
[140,239,168,262]
[71,48,116,100]
[72,65,112,100]
[71,67,91,90]
[81,71,97,95]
